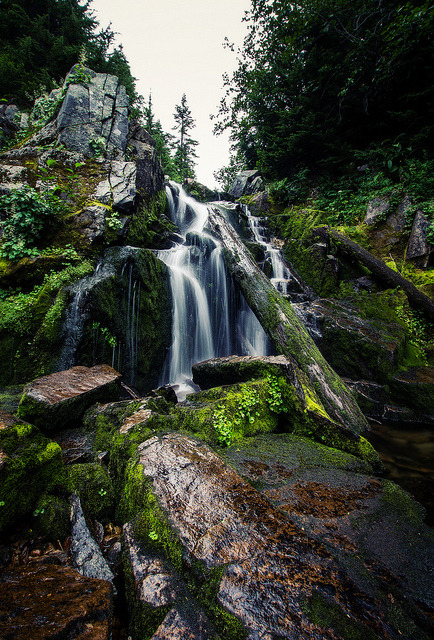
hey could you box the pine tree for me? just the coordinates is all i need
[172,94,199,181]
[144,93,178,179]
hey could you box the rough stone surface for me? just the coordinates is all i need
[0,562,112,639]
[17,364,122,431]
[228,170,262,198]
[56,65,129,158]
[193,354,302,394]
[248,190,270,215]
[150,607,214,640]
[123,522,180,607]
[70,493,114,584]
[407,209,433,266]
[136,433,432,639]
[73,204,107,242]
[364,196,390,225]
[109,160,137,211]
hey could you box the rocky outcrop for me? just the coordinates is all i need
[128,432,433,640]
[17,365,122,431]
[407,209,434,267]
[57,65,129,158]
[364,195,390,225]
[228,170,264,198]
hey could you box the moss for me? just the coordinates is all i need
[126,190,173,249]
[67,462,115,522]
[132,482,184,573]
[303,591,379,640]
[116,459,149,523]
[32,493,70,542]
[0,423,64,532]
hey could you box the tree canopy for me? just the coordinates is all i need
[215,0,434,179]
[0,0,138,108]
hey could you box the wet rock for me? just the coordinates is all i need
[150,606,215,640]
[136,433,430,639]
[57,65,129,158]
[228,170,262,198]
[296,298,407,383]
[70,493,114,585]
[123,522,180,608]
[0,562,112,639]
[17,364,122,431]
[192,354,301,393]
[54,428,95,464]
[343,379,389,420]
[407,209,433,267]
[364,196,390,225]
[248,190,270,215]
[389,367,434,417]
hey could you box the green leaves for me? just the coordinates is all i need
[0,186,64,261]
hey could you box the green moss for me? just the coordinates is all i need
[0,424,64,532]
[116,459,149,523]
[127,190,174,249]
[132,482,184,573]
[67,462,115,522]
[32,493,70,542]
[303,591,379,640]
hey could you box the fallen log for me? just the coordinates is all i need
[207,205,369,435]
[327,228,434,321]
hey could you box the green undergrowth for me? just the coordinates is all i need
[126,190,174,248]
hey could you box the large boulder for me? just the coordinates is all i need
[364,195,390,226]
[17,364,122,431]
[128,432,433,639]
[228,170,264,199]
[56,65,129,158]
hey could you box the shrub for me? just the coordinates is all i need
[0,186,63,261]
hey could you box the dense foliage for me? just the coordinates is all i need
[0,0,139,109]
[215,0,434,180]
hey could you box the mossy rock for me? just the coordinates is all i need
[0,423,64,532]
[32,493,70,542]
[67,462,115,522]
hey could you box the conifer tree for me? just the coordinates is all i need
[172,94,199,181]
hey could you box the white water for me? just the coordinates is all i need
[158,183,269,399]
[244,205,304,296]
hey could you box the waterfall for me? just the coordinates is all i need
[158,183,270,398]
[243,205,308,300]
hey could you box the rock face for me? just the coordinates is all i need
[17,365,122,430]
[0,562,112,639]
[57,65,129,158]
[407,209,433,266]
[70,493,114,584]
[131,432,433,639]
[228,170,264,198]
[364,195,390,225]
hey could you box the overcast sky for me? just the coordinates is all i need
[89,0,250,188]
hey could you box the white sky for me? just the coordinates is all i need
[89,0,250,188]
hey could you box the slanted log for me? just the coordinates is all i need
[327,228,434,321]
[207,205,369,435]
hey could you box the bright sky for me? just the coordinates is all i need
[89,0,250,188]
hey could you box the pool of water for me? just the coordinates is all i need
[367,420,434,527]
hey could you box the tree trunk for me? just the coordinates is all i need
[326,228,434,322]
[207,205,369,435]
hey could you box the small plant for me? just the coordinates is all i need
[213,404,234,447]
[33,507,45,517]
[66,64,92,87]
[148,530,159,541]
[266,375,285,413]
[0,501,5,507]
[89,136,106,157]
[98,488,107,497]
[0,186,64,261]
[105,210,123,232]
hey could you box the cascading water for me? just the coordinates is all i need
[244,205,313,301]
[158,183,270,398]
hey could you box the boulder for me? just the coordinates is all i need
[73,204,107,242]
[248,190,270,215]
[389,367,434,417]
[0,562,112,639]
[70,493,114,585]
[407,209,433,267]
[133,432,433,639]
[364,196,390,225]
[228,170,263,198]
[56,65,129,158]
[109,160,137,211]
[17,365,122,431]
